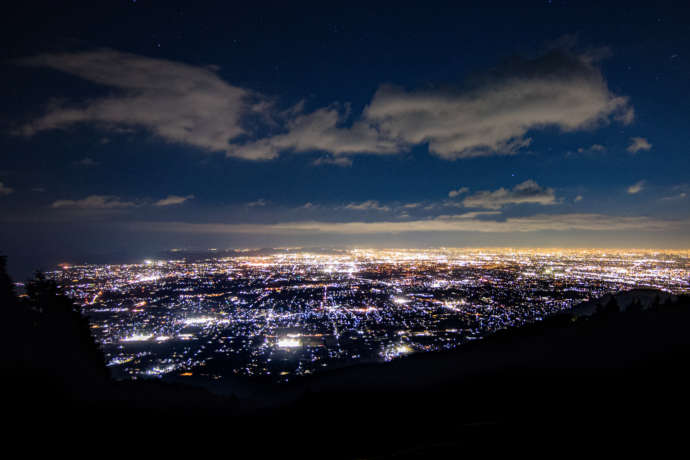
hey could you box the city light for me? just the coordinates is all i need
[277,337,302,348]
[46,248,690,382]
[121,333,153,342]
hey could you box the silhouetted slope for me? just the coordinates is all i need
[276,291,690,434]
[290,290,688,393]
[249,291,688,457]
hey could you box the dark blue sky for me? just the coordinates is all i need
[1,1,689,277]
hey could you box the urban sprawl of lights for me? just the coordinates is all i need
[47,248,690,383]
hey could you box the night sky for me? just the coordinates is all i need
[1,1,689,278]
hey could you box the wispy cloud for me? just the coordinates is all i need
[235,48,632,161]
[661,185,688,201]
[661,192,687,201]
[627,180,646,195]
[576,144,606,154]
[246,199,268,207]
[19,47,633,163]
[344,200,391,212]
[312,155,354,167]
[230,106,400,160]
[448,187,469,198]
[361,49,632,159]
[51,195,136,209]
[153,195,194,206]
[627,137,652,153]
[233,48,632,161]
[461,180,557,209]
[19,49,268,154]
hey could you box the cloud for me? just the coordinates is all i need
[51,195,136,209]
[344,200,391,212]
[19,47,633,163]
[230,106,400,160]
[574,195,583,202]
[627,180,646,195]
[153,194,194,206]
[18,49,267,154]
[247,199,268,207]
[661,185,688,201]
[362,49,632,159]
[130,213,679,235]
[448,187,469,198]
[51,193,193,208]
[0,182,14,196]
[235,48,632,161]
[576,144,606,154]
[312,155,354,167]
[661,192,687,201]
[461,180,557,209]
[444,211,501,219]
[73,157,99,166]
[627,137,652,153]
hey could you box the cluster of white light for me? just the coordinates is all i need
[182,316,214,326]
[131,274,160,284]
[180,316,230,326]
[145,364,177,376]
[381,343,414,361]
[107,356,134,366]
[121,333,153,342]
[277,337,302,348]
[396,344,412,354]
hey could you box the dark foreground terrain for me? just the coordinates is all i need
[2,255,688,457]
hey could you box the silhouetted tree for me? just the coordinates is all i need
[627,298,644,313]
[24,271,109,380]
[0,258,109,401]
[596,296,620,316]
[650,295,661,312]
[0,255,23,365]
[0,256,15,306]
[23,272,78,313]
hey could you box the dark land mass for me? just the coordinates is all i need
[2,255,689,456]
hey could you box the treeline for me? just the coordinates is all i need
[0,256,109,402]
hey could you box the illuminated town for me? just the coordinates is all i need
[46,249,690,384]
